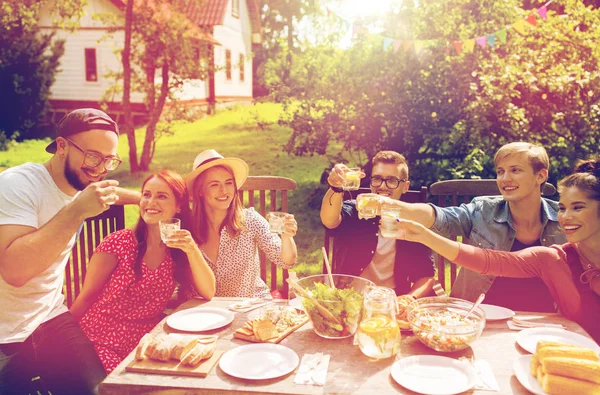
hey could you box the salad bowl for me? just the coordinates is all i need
[296,274,374,339]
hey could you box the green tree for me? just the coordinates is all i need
[278,0,600,186]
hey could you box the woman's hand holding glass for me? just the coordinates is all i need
[163,229,199,254]
[281,214,298,238]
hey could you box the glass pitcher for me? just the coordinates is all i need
[356,286,401,359]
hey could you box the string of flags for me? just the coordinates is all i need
[326,0,553,55]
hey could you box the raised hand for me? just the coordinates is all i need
[282,214,298,238]
[395,218,430,242]
[72,180,120,219]
[164,229,199,254]
[327,163,365,189]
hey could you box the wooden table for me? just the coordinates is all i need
[99,297,593,395]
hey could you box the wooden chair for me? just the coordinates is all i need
[428,179,557,292]
[64,204,125,307]
[238,176,297,298]
[323,186,428,274]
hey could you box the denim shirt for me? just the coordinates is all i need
[431,196,566,302]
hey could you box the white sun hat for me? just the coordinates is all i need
[185,149,249,196]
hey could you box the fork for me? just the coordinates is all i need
[511,317,565,329]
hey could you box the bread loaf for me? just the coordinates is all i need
[181,341,216,367]
[170,337,198,361]
[145,334,168,358]
[135,333,153,361]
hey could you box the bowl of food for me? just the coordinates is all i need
[406,297,486,352]
[296,274,374,339]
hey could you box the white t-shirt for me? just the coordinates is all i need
[0,163,77,343]
[360,236,396,289]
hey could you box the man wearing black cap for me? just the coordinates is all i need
[0,109,139,394]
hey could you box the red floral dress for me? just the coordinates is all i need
[79,229,176,373]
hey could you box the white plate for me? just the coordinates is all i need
[479,304,515,321]
[219,343,299,380]
[513,355,546,395]
[166,307,234,332]
[516,327,600,354]
[390,355,477,395]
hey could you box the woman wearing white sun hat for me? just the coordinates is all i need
[182,149,298,298]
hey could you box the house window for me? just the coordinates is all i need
[225,49,232,80]
[239,54,245,82]
[85,48,98,82]
[232,0,239,18]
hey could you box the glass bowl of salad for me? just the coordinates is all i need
[406,297,486,352]
[296,274,374,339]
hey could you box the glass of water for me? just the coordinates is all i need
[356,193,380,220]
[159,218,180,243]
[380,203,401,238]
[266,212,287,234]
[342,168,361,191]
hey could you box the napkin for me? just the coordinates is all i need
[507,320,565,331]
[459,358,500,392]
[294,353,330,386]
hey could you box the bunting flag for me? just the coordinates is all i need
[326,0,553,55]
[452,41,462,55]
[383,37,394,50]
[476,36,487,49]
[463,39,475,53]
[496,29,507,44]
[511,19,527,35]
[538,5,548,20]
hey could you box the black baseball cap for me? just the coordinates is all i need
[45,108,119,153]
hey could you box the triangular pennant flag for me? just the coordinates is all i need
[538,5,548,20]
[403,40,413,52]
[512,19,527,35]
[452,41,462,55]
[383,37,393,51]
[496,29,507,44]
[393,40,402,52]
[487,34,496,48]
[526,13,537,27]
[414,41,424,54]
[463,39,475,53]
[476,36,487,49]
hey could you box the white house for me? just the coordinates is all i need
[38,0,262,124]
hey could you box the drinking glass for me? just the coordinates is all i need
[380,203,401,238]
[267,212,287,234]
[356,193,380,220]
[342,168,361,191]
[159,218,180,243]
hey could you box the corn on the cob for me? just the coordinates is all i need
[542,373,600,395]
[537,366,544,386]
[536,345,599,363]
[541,357,600,384]
[536,340,570,353]
[530,354,539,376]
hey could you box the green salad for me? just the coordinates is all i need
[301,283,364,338]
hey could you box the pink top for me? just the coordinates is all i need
[454,242,600,342]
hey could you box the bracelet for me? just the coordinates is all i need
[328,184,344,193]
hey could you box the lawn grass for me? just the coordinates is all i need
[0,103,338,276]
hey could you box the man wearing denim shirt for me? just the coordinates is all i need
[320,151,435,303]
[388,142,566,312]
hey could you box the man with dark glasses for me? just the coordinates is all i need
[0,109,139,394]
[320,151,435,300]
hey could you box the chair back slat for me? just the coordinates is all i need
[63,205,126,307]
[323,186,429,274]
[428,179,556,293]
[239,176,297,297]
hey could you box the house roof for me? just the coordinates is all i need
[184,0,261,34]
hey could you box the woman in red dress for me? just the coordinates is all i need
[70,170,215,373]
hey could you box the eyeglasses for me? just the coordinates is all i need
[65,138,122,171]
[370,176,406,189]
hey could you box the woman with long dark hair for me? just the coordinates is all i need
[395,158,600,341]
[70,170,215,373]
[183,149,298,298]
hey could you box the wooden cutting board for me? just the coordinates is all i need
[125,350,224,377]
[233,317,309,344]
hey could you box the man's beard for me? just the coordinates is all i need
[64,160,88,191]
